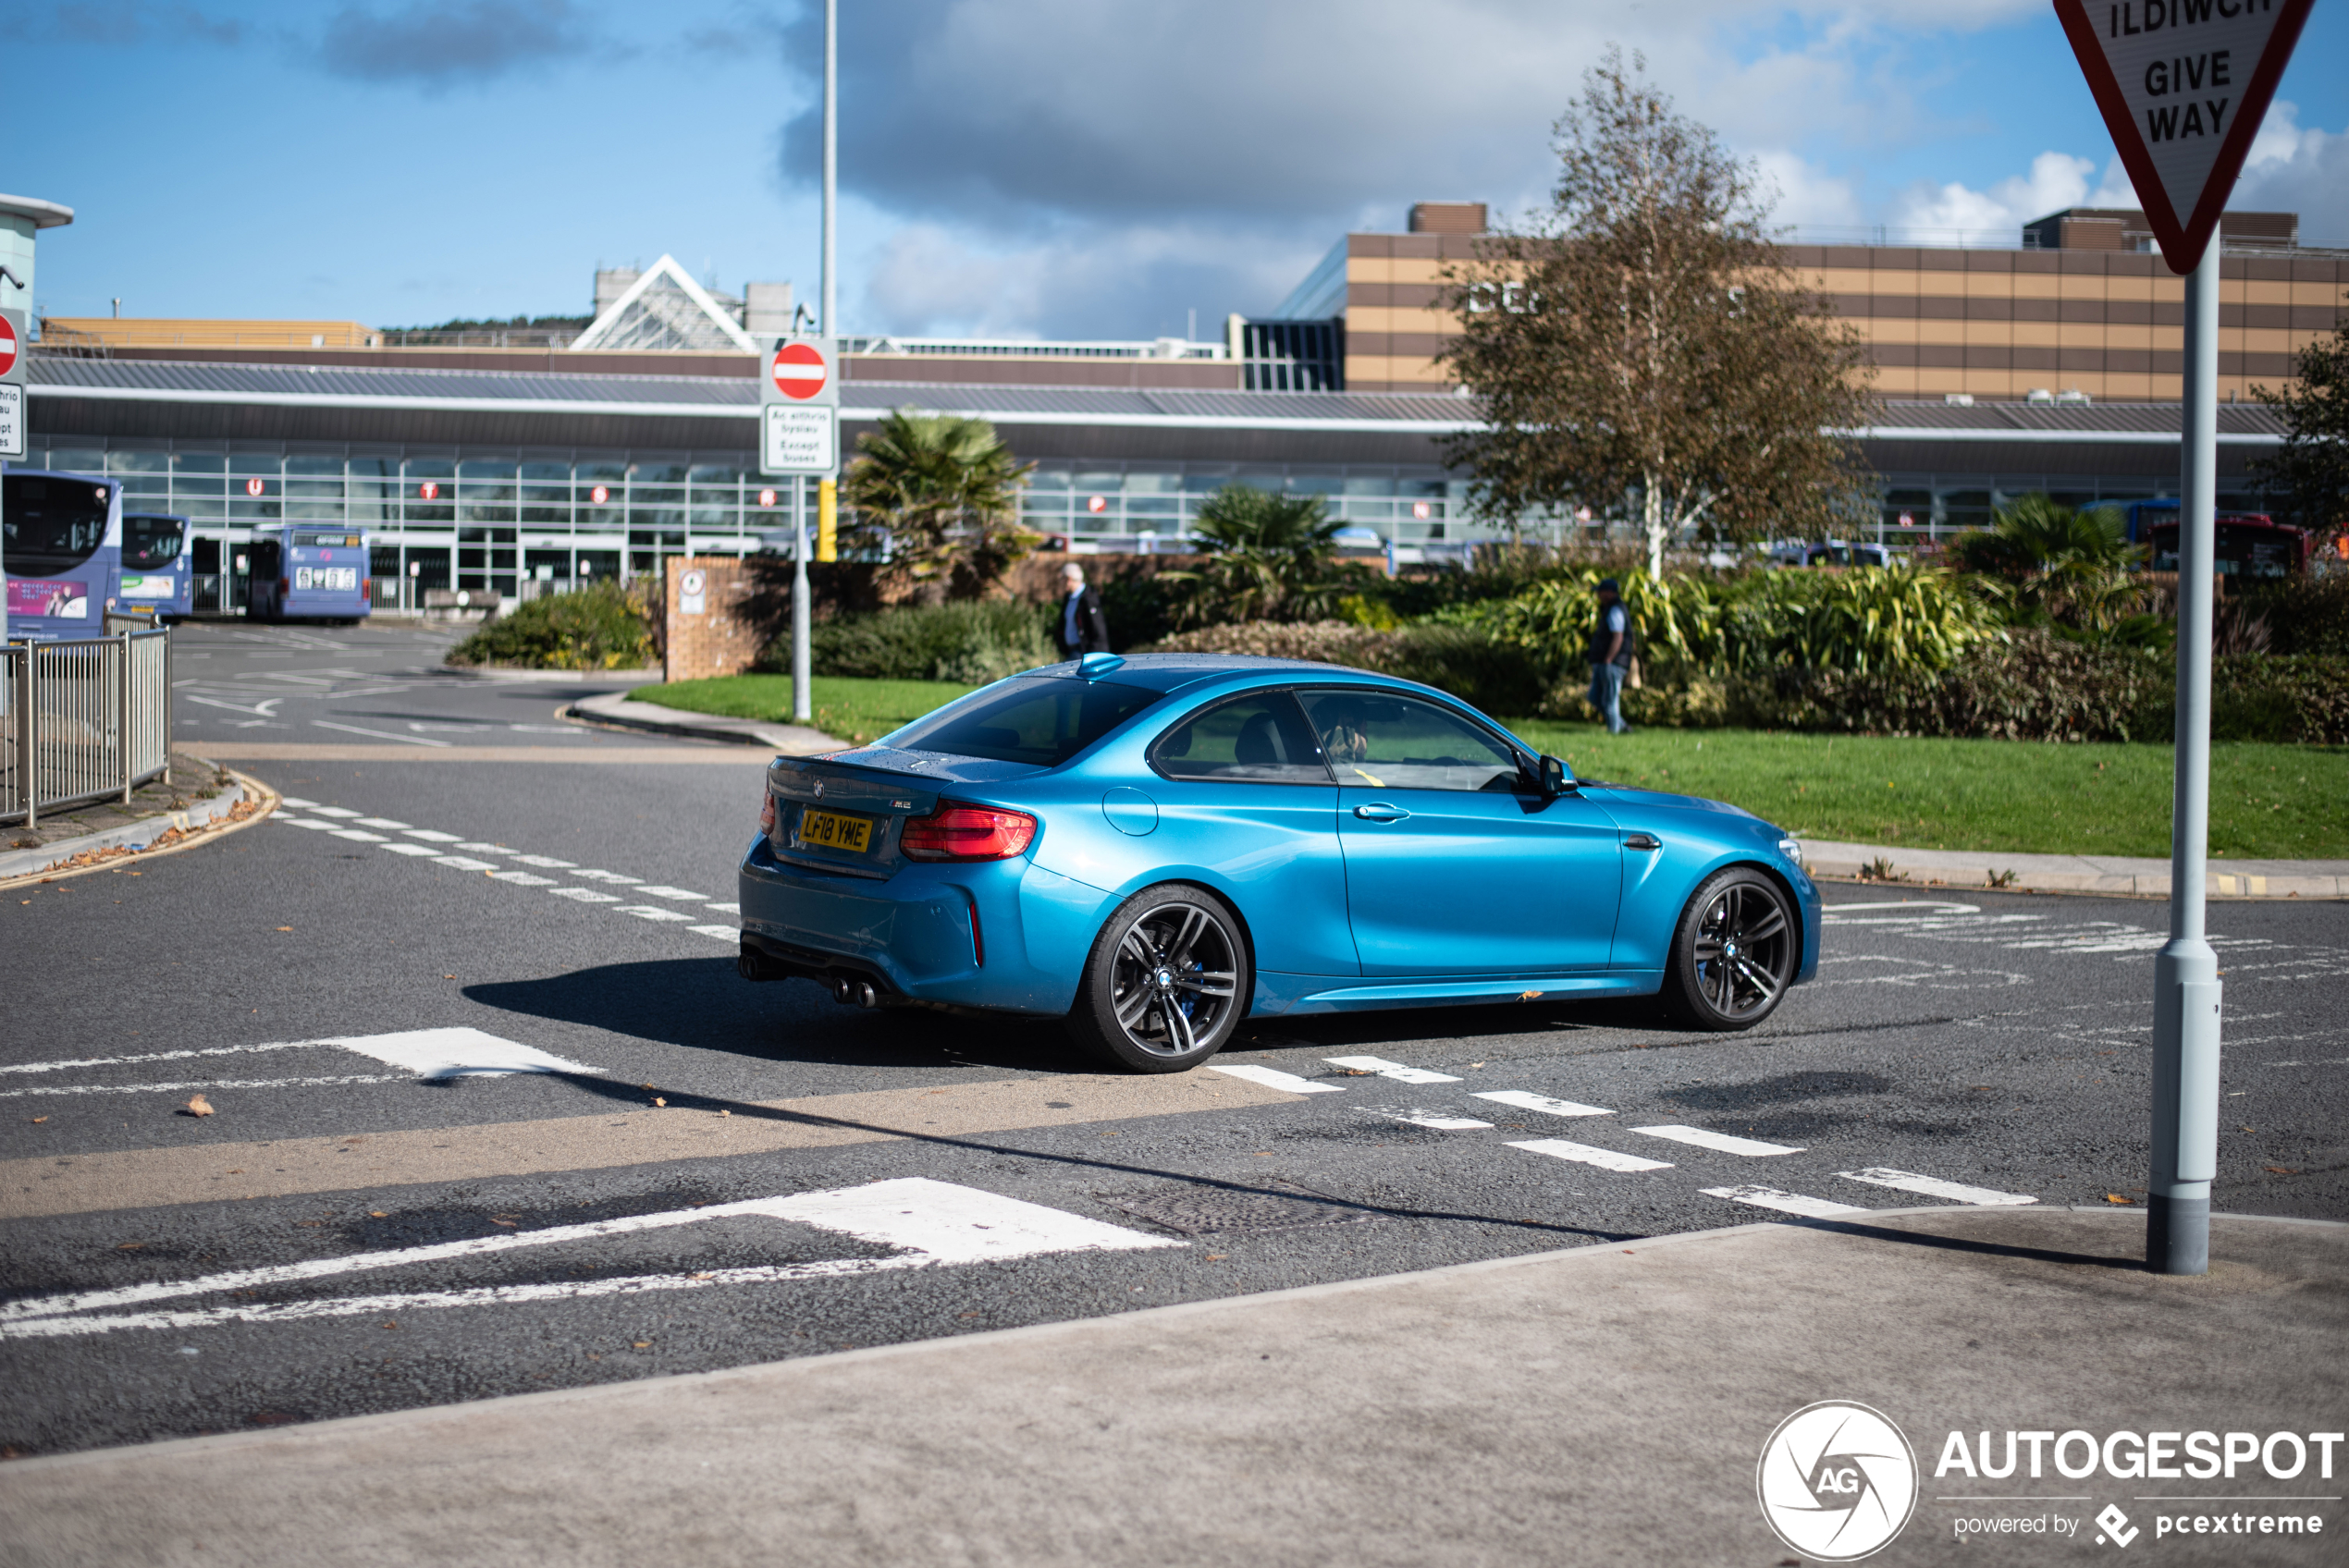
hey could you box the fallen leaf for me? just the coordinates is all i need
[117,1243,144,1251]
[1203,1254,1227,1262]
[2104,1194,2132,1205]
[2266,1166,2298,1175]
[690,1271,714,1280]
[185,1094,215,1117]
[369,1210,388,1218]
[653,1096,667,1108]
[382,1321,398,1330]
[490,1219,517,1228]
[30,1117,47,1124]
[444,974,456,980]
[718,1109,731,1118]
[275,926,292,932]
[633,1341,650,1349]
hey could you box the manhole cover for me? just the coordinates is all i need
[1099,1182,1378,1237]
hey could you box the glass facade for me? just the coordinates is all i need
[23,441,815,597]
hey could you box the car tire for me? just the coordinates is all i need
[1660,866,1799,1032]
[1066,884,1252,1073]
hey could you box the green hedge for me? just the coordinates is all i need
[793,601,1057,683]
[444,582,654,669]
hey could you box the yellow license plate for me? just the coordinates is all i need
[799,807,873,853]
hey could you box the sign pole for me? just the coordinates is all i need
[793,480,812,723]
[2149,242,2223,1276]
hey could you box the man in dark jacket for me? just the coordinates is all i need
[1058,562,1112,658]
[1586,577,1633,734]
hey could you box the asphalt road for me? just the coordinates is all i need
[3,622,2343,1459]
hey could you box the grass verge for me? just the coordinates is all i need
[633,674,975,747]
[632,675,2349,860]
[1506,721,2349,861]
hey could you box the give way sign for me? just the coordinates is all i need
[2054,0,2313,273]
[768,337,837,405]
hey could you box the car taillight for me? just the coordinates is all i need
[758,790,776,835]
[900,804,1036,862]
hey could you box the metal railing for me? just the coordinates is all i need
[1,630,174,827]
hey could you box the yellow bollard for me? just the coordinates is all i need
[818,477,838,563]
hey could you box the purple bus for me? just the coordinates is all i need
[4,468,123,640]
[245,523,373,622]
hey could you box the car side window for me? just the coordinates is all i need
[1150,692,1333,785]
[1297,689,1526,794]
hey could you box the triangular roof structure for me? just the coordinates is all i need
[569,254,758,353]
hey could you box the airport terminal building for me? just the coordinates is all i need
[22,207,2335,602]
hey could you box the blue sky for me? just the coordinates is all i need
[10,1,2345,339]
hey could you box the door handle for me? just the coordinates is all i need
[1353,803,1410,823]
[1623,832,1661,851]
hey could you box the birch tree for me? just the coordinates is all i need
[1440,50,1875,577]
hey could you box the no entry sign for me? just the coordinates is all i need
[769,340,833,402]
[0,307,22,459]
[2055,0,2313,272]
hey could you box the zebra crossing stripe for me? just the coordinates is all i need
[1703,1185,1867,1218]
[1837,1169,2036,1206]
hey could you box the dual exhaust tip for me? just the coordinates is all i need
[830,975,879,1010]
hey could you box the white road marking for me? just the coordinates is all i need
[1472,1090,1613,1118]
[1507,1138,1673,1172]
[452,841,514,853]
[1837,1169,2036,1207]
[312,720,452,747]
[1631,1125,1803,1157]
[400,829,465,843]
[324,1027,590,1079]
[1324,1055,1461,1084]
[510,854,575,868]
[0,1073,406,1100]
[614,904,696,923]
[1209,1064,1343,1095]
[706,901,740,913]
[634,886,708,900]
[1,1179,1175,1340]
[431,856,500,871]
[277,796,319,808]
[1703,1185,1867,1218]
[1822,901,1982,921]
[1383,1111,1494,1131]
[572,869,644,885]
[689,925,739,939]
[351,817,412,829]
[307,806,363,819]
[328,828,388,842]
[488,870,559,886]
[380,843,442,858]
[549,887,621,903]
[1,1039,338,1076]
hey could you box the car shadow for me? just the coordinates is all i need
[463,957,1097,1075]
[1234,994,1694,1052]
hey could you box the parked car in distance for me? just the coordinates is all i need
[736,655,1821,1072]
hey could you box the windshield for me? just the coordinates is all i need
[123,516,186,570]
[296,530,363,548]
[885,678,1162,767]
[2,474,115,575]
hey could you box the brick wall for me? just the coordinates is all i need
[663,556,762,683]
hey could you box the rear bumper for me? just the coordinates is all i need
[736,832,1112,1015]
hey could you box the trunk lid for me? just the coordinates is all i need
[763,747,1041,877]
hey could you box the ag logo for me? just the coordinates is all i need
[1756,1401,1919,1562]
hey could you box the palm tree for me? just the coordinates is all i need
[841,410,1039,600]
[1947,494,2145,632]
[1170,486,1347,625]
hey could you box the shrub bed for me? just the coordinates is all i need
[444,582,654,670]
[787,601,1057,683]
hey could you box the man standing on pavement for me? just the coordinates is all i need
[1587,577,1633,735]
[1059,562,1112,659]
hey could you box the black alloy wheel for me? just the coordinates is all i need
[1662,867,1799,1031]
[1068,885,1250,1072]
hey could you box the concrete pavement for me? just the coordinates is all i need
[4,1206,2339,1567]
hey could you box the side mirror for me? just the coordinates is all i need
[1538,754,1569,796]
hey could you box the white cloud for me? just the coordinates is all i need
[1886,150,2136,241]
[1751,151,1863,230]
[2234,101,2349,244]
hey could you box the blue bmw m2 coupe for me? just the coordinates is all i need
[737,655,1820,1072]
